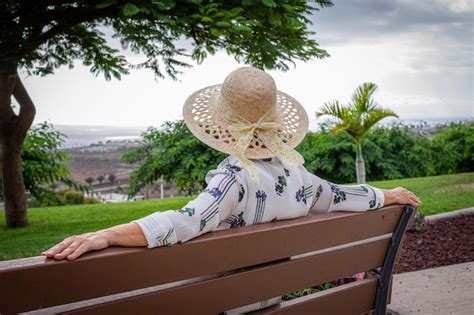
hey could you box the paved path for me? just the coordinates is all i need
[389,261,473,314]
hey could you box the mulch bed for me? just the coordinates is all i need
[393,214,474,274]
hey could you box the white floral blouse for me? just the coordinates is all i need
[132,155,385,249]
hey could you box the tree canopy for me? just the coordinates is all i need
[1,0,334,228]
[1,0,333,76]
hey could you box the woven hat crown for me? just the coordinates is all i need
[220,67,277,123]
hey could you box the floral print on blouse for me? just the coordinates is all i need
[132,155,385,249]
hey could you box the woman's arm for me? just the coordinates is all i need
[309,173,421,213]
[42,172,239,261]
[41,222,147,261]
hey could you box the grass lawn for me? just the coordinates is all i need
[0,197,193,261]
[368,172,473,216]
[1,172,472,261]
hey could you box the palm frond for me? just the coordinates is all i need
[316,100,347,119]
[331,120,351,134]
[317,101,363,140]
[316,82,398,143]
[360,109,398,137]
[349,82,378,113]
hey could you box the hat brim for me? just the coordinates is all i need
[183,84,308,159]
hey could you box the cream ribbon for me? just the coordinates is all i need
[216,96,305,183]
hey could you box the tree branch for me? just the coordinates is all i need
[17,5,121,58]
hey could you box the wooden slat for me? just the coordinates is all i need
[0,205,403,314]
[253,278,379,315]
[63,238,390,314]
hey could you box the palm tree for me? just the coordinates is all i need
[108,173,116,185]
[97,175,105,185]
[85,177,95,186]
[316,82,398,184]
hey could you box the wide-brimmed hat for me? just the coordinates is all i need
[183,67,308,181]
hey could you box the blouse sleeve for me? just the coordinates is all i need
[131,173,239,248]
[308,173,385,214]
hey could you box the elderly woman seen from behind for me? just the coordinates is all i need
[43,67,420,314]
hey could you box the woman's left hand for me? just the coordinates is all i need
[42,231,110,261]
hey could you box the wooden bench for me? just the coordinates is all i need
[0,204,414,315]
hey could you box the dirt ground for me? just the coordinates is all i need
[394,214,474,273]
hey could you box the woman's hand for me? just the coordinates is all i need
[41,223,148,261]
[42,231,110,261]
[382,187,421,207]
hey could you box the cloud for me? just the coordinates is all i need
[311,0,473,75]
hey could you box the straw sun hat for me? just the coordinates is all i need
[183,66,309,182]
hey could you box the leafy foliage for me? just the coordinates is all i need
[122,120,226,196]
[300,122,473,183]
[21,122,90,202]
[430,122,474,174]
[297,124,357,183]
[1,0,333,77]
[363,124,433,180]
[124,120,474,195]
[22,122,71,193]
[28,189,97,208]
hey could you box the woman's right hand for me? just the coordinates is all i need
[41,231,110,261]
[382,187,421,207]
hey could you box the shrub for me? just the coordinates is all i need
[84,197,100,204]
[124,120,473,194]
[429,122,474,174]
[28,189,88,207]
[60,189,85,205]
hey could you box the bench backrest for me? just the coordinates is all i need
[0,204,414,314]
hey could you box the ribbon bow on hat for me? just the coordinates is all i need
[218,98,305,183]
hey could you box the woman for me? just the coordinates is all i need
[42,67,420,313]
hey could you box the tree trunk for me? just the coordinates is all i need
[2,137,28,227]
[0,67,36,228]
[0,141,3,200]
[355,141,366,184]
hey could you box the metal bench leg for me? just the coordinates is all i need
[374,205,415,315]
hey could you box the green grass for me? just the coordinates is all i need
[1,172,473,261]
[0,197,193,261]
[368,172,474,216]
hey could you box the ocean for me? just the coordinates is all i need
[52,125,148,148]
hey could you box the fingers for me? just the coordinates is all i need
[67,243,90,261]
[404,189,421,206]
[41,232,109,261]
[42,236,83,260]
[406,195,421,207]
[408,192,421,206]
[389,187,421,207]
[42,237,75,258]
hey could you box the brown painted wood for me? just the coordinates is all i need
[0,205,403,314]
[253,278,379,314]
[62,238,390,314]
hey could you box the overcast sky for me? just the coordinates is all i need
[20,0,474,128]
